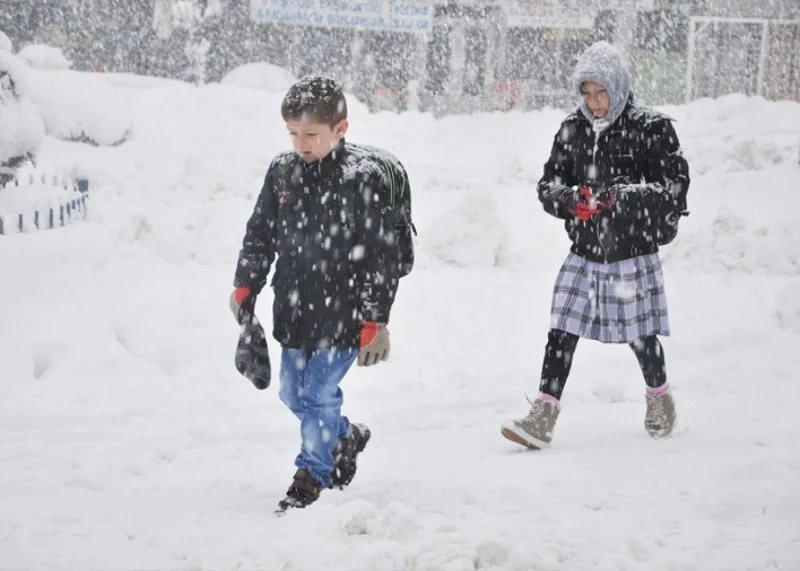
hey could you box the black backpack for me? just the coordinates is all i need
[654,183,689,246]
[344,144,416,277]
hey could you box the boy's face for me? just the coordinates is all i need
[580,81,610,118]
[286,118,348,163]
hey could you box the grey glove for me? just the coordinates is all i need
[229,288,270,389]
[358,323,390,367]
[235,314,271,390]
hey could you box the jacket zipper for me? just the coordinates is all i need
[592,128,610,263]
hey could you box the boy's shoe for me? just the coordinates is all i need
[330,422,371,489]
[276,468,323,512]
[501,395,561,450]
[645,387,677,438]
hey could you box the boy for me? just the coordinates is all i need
[230,76,413,511]
[501,41,690,449]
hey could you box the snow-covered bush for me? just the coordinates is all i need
[25,69,132,147]
[0,50,45,184]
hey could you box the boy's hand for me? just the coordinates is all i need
[229,286,253,324]
[358,322,390,367]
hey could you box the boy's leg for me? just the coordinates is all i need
[278,347,308,420]
[295,347,358,488]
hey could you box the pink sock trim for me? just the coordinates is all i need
[538,392,560,405]
[647,383,670,395]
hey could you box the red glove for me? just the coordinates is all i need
[229,286,252,324]
[359,321,390,367]
[360,321,379,347]
[233,286,251,306]
[570,186,602,221]
[573,201,602,221]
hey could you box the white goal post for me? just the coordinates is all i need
[686,16,800,102]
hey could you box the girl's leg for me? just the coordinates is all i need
[539,329,580,400]
[629,335,667,390]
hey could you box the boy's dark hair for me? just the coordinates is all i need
[280,76,347,127]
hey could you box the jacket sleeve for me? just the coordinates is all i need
[613,119,690,219]
[356,170,400,324]
[233,165,278,295]
[537,123,578,219]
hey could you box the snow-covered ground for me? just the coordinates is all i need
[1,66,799,570]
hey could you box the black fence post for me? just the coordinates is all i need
[76,179,89,218]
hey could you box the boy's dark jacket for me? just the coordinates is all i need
[539,98,690,263]
[234,140,407,350]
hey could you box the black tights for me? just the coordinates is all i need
[539,329,667,400]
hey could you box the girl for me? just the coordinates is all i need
[502,41,690,449]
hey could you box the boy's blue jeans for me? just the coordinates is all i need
[278,347,358,488]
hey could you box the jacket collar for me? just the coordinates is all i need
[301,138,346,173]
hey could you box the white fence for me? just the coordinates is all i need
[0,174,89,236]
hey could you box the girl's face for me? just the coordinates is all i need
[581,81,610,118]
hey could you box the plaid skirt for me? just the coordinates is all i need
[550,253,670,343]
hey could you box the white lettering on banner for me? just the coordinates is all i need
[319,0,382,14]
[253,8,325,25]
[503,3,595,29]
[507,16,595,29]
[250,0,432,32]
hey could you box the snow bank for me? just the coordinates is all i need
[0,30,12,52]
[220,62,297,92]
[425,190,510,268]
[16,44,72,71]
[662,94,800,175]
[776,282,800,334]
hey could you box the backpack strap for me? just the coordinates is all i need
[373,155,417,235]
